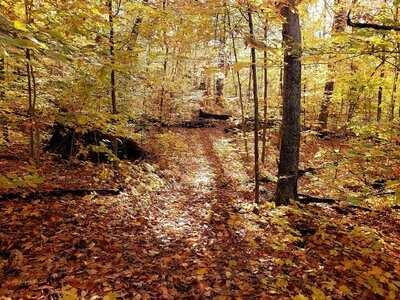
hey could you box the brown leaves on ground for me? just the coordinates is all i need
[0,127,400,299]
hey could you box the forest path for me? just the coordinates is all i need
[134,126,267,298]
[145,126,251,248]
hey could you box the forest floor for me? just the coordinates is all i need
[1,125,400,299]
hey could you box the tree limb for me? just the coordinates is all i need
[347,9,400,31]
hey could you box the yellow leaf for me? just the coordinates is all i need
[293,295,308,300]
[13,20,28,32]
[311,287,327,300]
[275,277,288,290]
[339,285,351,295]
[228,260,237,268]
[196,267,208,279]
[104,292,118,300]
[61,286,78,300]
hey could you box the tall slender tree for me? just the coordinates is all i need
[108,0,117,115]
[261,21,268,164]
[318,0,347,130]
[227,9,248,156]
[0,56,8,145]
[247,8,260,203]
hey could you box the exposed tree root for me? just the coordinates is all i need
[46,123,147,161]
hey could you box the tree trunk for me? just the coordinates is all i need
[160,0,169,122]
[108,0,117,115]
[377,68,384,122]
[389,66,398,121]
[128,0,149,51]
[215,11,227,106]
[228,9,248,157]
[317,0,346,130]
[303,82,306,128]
[247,9,260,204]
[261,22,268,164]
[108,0,118,160]
[275,0,302,206]
[0,57,9,145]
[24,0,39,163]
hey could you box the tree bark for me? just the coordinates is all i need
[247,9,260,204]
[108,0,117,115]
[261,22,268,164]
[377,67,384,122]
[128,0,149,50]
[0,56,9,144]
[227,9,248,157]
[275,0,302,206]
[215,10,227,106]
[108,0,118,161]
[389,66,398,121]
[318,0,346,130]
[24,0,39,163]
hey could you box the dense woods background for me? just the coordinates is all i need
[0,0,400,299]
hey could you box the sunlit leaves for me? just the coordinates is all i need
[13,20,27,32]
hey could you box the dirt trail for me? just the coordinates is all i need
[134,127,264,298]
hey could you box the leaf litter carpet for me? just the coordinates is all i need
[1,127,400,299]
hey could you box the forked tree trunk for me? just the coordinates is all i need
[247,9,260,204]
[275,0,302,206]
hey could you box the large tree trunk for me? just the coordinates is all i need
[317,0,346,130]
[247,9,260,204]
[275,0,302,206]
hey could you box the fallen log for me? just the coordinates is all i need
[0,187,122,202]
[224,118,280,133]
[198,110,231,120]
[258,168,317,184]
[45,123,147,162]
[131,117,216,129]
[297,194,336,204]
[177,120,216,128]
